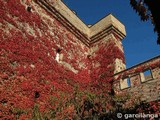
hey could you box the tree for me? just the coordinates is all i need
[130,0,160,44]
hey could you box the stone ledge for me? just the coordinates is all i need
[52,0,90,36]
[89,14,126,38]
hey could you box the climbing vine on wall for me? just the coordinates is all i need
[0,0,159,119]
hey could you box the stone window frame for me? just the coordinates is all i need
[120,76,131,90]
[140,69,153,83]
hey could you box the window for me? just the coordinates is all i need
[27,6,32,12]
[127,77,131,87]
[55,48,61,62]
[140,69,153,82]
[143,69,152,80]
[120,77,131,89]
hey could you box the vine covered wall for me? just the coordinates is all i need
[89,34,125,91]
[113,56,160,102]
[0,0,139,119]
[0,0,92,118]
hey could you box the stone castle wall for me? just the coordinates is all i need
[0,0,90,75]
[0,0,159,103]
[0,0,126,84]
[113,56,160,102]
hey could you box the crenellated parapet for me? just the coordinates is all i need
[113,56,160,102]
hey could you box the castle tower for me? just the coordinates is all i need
[35,0,126,81]
[88,15,126,84]
[0,0,126,84]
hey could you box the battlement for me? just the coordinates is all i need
[36,0,126,46]
[113,56,160,102]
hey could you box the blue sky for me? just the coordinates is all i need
[63,0,160,68]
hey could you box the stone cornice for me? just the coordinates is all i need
[35,0,126,46]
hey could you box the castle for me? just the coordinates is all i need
[0,0,160,113]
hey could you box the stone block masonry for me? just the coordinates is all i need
[0,0,126,83]
[0,1,159,117]
[113,56,160,102]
